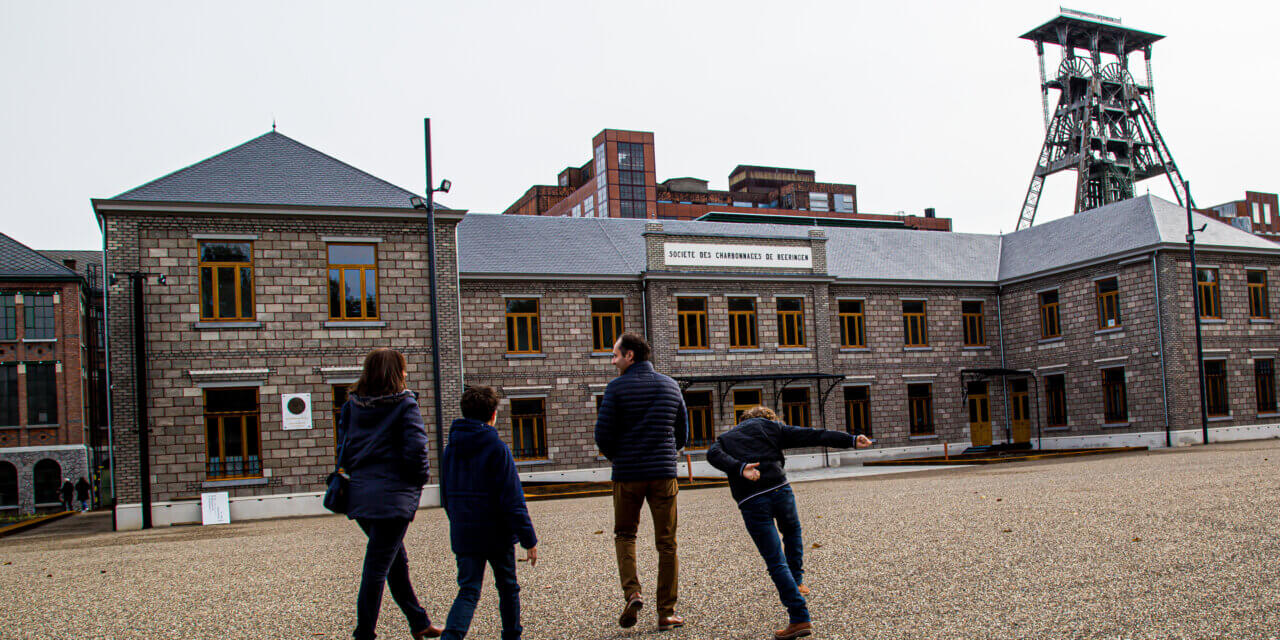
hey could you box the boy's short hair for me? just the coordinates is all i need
[461,385,501,421]
[741,405,777,421]
[616,332,650,362]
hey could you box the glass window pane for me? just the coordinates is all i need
[201,242,251,263]
[239,267,253,317]
[344,268,362,318]
[506,299,538,314]
[216,267,237,318]
[327,244,376,265]
[205,388,258,412]
[328,269,341,317]
[727,297,754,312]
[364,270,377,317]
[778,298,802,312]
[962,301,982,314]
[223,416,244,457]
[676,297,705,312]
[592,298,622,314]
[903,300,924,314]
[839,299,862,314]
[201,267,214,318]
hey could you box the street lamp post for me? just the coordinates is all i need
[409,118,451,469]
[1183,180,1210,446]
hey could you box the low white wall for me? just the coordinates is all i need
[115,422,1280,530]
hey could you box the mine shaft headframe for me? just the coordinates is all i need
[1014,9,1190,231]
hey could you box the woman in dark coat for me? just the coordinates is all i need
[339,348,441,640]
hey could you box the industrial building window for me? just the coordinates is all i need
[1045,374,1067,427]
[1039,290,1060,339]
[838,300,865,348]
[26,363,56,425]
[1096,278,1121,329]
[1101,368,1128,424]
[617,142,646,218]
[907,383,934,436]
[327,244,378,321]
[962,301,985,347]
[0,294,15,340]
[727,297,758,349]
[203,387,262,480]
[777,297,806,347]
[1255,359,1276,413]
[834,193,855,213]
[510,398,547,460]
[23,293,55,339]
[199,241,254,321]
[676,297,708,349]
[781,388,810,428]
[591,298,624,353]
[844,386,871,437]
[902,300,928,347]
[0,461,15,507]
[808,192,830,212]
[1204,360,1229,417]
[505,298,541,354]
[332,384,349,452]
[0,364,15,425]
[1197,268,1221,319]
[33,459,61,504]
[733,389,762,423]
[1248,270,1270,319]
[685,391,714,449]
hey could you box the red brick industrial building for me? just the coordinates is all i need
[503,128,951,231]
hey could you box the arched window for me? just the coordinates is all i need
[0,462,16,507]
[32,459,61,504]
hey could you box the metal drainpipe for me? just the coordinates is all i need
[641,276,649,344]
[997,287,1012,444]
[1152,251,1171,447]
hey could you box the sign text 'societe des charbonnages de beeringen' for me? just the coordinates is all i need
[663,242,812,269]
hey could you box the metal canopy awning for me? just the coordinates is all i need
[674,372,847,431]
[959,368,1042,449]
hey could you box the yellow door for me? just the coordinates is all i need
[967,381,992,447]
[1010,379,1031,443]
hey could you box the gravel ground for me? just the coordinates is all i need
[2,441,1278,640]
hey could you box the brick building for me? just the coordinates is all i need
[94,130,1280,530]
[39,249,110,505]
[0,234,92,514]
[1204,190,1280,240]
[502,128,951,231]
[459,196,1280,476]
[93,132,464,530]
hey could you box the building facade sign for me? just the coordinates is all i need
[663,242,812,269]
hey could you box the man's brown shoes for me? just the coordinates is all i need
[657,614,685,631]
[797,584,810,596]
[774,621,812,639]
[411,624,443,639]
[619,593,644,628]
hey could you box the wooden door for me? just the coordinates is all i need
[967,381,992,447]
[1010,379,1031,443]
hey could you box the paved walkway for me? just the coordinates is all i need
[1,442,1276,639]
[5,511,113,541]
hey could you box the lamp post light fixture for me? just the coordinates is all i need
[409,118,450,467]
[108,270,167,529]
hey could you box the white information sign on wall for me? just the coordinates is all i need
[201,491,231,526]
[281,393,313,430]
[663,242,812,269]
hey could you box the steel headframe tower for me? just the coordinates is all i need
[1015,9,1193,230]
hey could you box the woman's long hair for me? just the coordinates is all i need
[351,348,408,397]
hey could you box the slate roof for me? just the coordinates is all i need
[111,131,425,209]
[39,250,102,284]
[997,195,1279,281]
[0,233,80,281]
[458,195,1280,283]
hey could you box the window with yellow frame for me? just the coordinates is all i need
[591,298,624,352]
[327,244,378,320]
[776,297,805,347]
[676,297,708,349]
[1197,268,1221,319]
[198,241,254,321]
[505,298,541,354]
[838,299,865,348]
[203,387,262,480]
[727,297,758,349]
[732,388,762,423]
[510,397,547,460]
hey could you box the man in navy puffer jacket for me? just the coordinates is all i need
[594,333,688,631]
[440,385,537,640]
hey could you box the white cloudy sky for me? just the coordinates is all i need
[1,0,1276,249]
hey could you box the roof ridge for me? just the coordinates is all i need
[594,217,641,272]
[112,131,276,199]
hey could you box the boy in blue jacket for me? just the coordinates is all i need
[440,385,538,640]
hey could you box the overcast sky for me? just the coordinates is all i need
[2,0,1276,250]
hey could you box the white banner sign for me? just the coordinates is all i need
[663,242,812,269]
[201,492,230,526]
[281,393,313,430]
